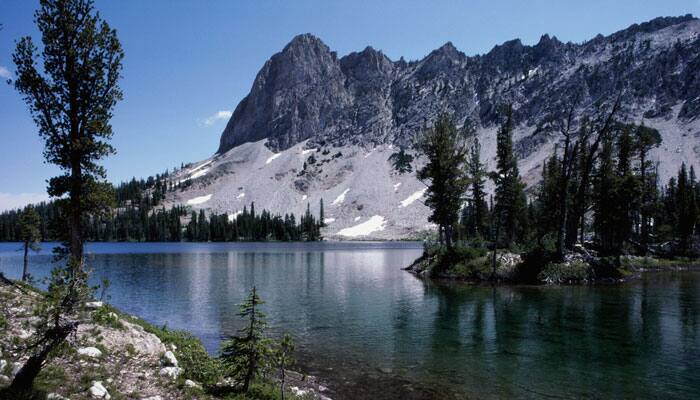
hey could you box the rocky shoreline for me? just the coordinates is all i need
[404,246,700,285]
[0,277,332,400]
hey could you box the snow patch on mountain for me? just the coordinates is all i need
[332,189,349,205]
[336,216,387,237]
[187,194,212,205]
[399,188,427,208]
[228,211,242,222]
[189,168,209,180]
[266,153,281,164]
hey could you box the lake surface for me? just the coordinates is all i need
[1,242,698,399]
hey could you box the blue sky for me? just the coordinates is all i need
[0,0,698,210]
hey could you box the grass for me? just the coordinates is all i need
[409,244,698,284]
[0,280,300,400]
[126,316,223,385]
[620,256,700,269]
[539,260,592,284]
[92,305,125,330]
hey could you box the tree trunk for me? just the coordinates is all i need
[9,323,75,395]
[70,155,84,275]
[491,211,502,279]
[280,366,286,400]
[243,292,256,393]
[640,151,649,255]
[22,240,29,281]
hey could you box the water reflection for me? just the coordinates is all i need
[0,243,698,399]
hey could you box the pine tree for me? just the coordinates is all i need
[634,124,662,254]
[18,205,42,282]
[593,137,617,254]
[13,0,123,274]
[416,113,469,249]
[593,128,641,260]
[464,137,489,239]
[493,105,528,248]
[319,198,325,228]
[566,98,621,248]
[534,152,562,246]
[676,163,697,254]
[221,286,271,393]
[274,333,295,400]
[610,126,641,260]
[8,0,122,393]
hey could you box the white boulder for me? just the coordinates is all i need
[290,386,310,396]
[89,381,110,399]
[184,379,200,388]
[11,362,22,376]
[85,301,103,309]
[78,347,103,358]
[0,375,10,385]
[159,366,183,379]
[162,350,178,367]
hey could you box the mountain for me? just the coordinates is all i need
[165,15,700,240]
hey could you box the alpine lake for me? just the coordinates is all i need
[1,242,698,399]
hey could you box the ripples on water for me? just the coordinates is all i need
[0,242,698,399]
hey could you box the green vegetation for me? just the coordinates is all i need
[538,260,592,284]
[126,288,298,399]
[274,333,295,400]
[0,1,309,397]
[2,0,122,395]
[389,148,415,173]
[416,113,470,249]
[0,193,325,243]
[221,286,272,392]
[18,205,41,282]
[412,99,700,283]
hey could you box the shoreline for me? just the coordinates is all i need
[404,248,700,285]
[0,277,333,400]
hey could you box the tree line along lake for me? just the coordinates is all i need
[0,241,698,399]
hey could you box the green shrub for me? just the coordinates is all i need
[128,318,222,385]
[516,247,558,283]
[34,365,67,393]
[450,246,487,261]
[221,382,285,400]
[539,260,592,283]
[92,305,124,330]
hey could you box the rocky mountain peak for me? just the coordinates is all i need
[218,15,700,156]
[340,46,394,79]
[283,33,329,53]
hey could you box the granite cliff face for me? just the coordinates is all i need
[169,16,700,240]
[219,15,700,156]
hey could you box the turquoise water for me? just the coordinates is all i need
[0,242,698,399]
